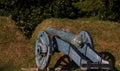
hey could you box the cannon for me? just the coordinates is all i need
[35,27,113,71]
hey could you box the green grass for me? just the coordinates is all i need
[0,66,22,71]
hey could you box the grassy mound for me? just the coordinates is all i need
[0,17,35,70]
[31,18,120,70]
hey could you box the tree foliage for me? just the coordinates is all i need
[73,0,120,20]
[73,0,104,17]
[0,0,120,38]
[0,0,78,38]
[101,0,120,20]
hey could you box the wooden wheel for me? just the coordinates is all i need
[35,31,51,70]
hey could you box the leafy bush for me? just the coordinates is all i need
[0,0,120,38]
[73,0,104,17]
[0,0,78,38]
[73,0,120,21]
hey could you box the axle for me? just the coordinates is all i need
[35,27,113,70]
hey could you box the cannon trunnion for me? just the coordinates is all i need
[35,27,113,71]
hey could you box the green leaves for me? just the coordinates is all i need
[73,0,120,21]
[73,0,104,16]
[1,0,120,38]
[0,0,78,38]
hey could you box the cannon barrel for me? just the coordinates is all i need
[47,27,75,41]
[47,27,81,47]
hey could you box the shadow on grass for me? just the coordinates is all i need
[49,55,79,71]
[49,52,118,71]
[0,65,21,71]
[99,52,119,71]
[88,52,118,71]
